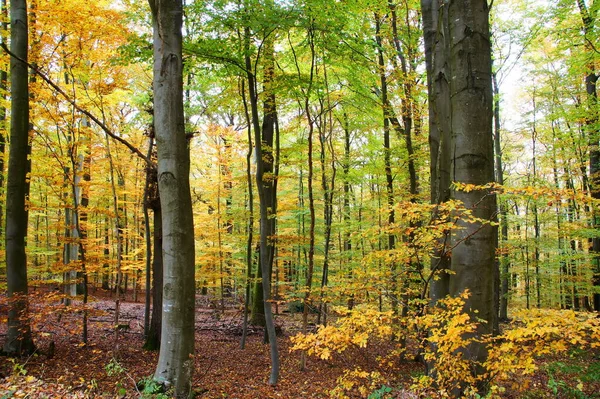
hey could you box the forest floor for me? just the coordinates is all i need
[1,291,599,398]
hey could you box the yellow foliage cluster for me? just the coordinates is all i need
[293,291,600,398]
[329,369,385,399]
[486,309,600,389]
[290,305,394,361]
[412,291,481,397]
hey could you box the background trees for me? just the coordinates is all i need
[0,0,599,397]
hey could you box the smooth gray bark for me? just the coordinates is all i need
[149,0,196,396]
[3,0,35,356]
[447,0,497,363]
[423,0,497,387]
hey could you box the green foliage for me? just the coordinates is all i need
[8,359,27,377]
[104,358,125,377]
[137,376,170,399]
[368,385,393,399]
[544,358,600,399]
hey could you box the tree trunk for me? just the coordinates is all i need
[240,78,254,349]
[145,206,163,350]
[149,0,196,395]
[0,0,7,260]
[342,114,354,310]
[577,0,600,312]
[422,0,451,304]
[301,26,316,371]
[3,0,35,356]
[494,72,510,321]
[423,0,496,389]
[375,13,398,318]
[243,5,279,382]
[447,0,496,375]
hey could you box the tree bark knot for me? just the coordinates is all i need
[160,53,179,77]
[159,171,176,184]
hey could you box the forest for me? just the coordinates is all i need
[0,0,599,398]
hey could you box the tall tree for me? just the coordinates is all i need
[3,0,35,356]
[149,0,196,395]
[241,0,280,382]
[447,0,496,371]
[576,0,600,312]
[423,0,497,389]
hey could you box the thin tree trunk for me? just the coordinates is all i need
[422,0,451,305]
[240,78,254,349]
[0,0,7,257]
[106,135,123,354]
[375,13,398,318]
[145,206,163,350]
[494,72,510,321]
[342,114,354,310]
[243,3,279,382]
[301,25,316,371]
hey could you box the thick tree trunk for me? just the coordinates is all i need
[3,0,35,356]
[447,0,496,371]
[423,0,496,389]
[149,0,196,396]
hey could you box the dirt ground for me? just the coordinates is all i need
[2,291,599,398]
[0,292,420,398]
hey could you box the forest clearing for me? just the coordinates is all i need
[1,0,600,397]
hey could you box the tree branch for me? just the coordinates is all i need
[0,42,155,169]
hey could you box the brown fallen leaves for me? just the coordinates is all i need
[0,295,418,398]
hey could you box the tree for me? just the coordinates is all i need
[3,0,35,356]
[423,0,497,389]
[149,0,196,396]
[576,0,600,312]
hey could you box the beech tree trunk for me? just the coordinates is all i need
[145,207,163,350]
[255,30,280,385]
[3,0,35,356]
[0,0,7,258]
[447,0,496,369]
[149,0,196,396]
[423,0,497,389]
